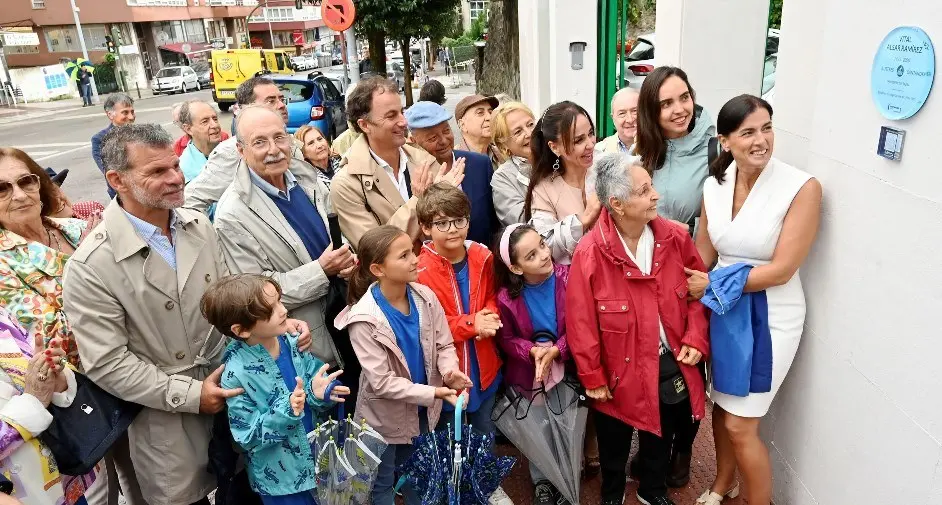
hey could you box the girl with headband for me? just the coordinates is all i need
[493,223,577,505]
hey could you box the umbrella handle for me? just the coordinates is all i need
[324,379,345,438]
[454,394,465,442]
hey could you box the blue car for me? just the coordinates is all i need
[271,74,348,139]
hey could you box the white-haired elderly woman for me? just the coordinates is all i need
[566,152,710,505]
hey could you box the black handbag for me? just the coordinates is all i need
[39,372,142,476]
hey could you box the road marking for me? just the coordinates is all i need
[34,144,91,162]
[24,150,56,157]
[17,142,89,148]
[35,106,173,123]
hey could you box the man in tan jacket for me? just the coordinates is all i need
[330,76,464,249]
[63,124,312,505]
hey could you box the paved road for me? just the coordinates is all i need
[0,89,222,207]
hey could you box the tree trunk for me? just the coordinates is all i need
[479,0,520,98]
[401,39,414,106]
[367,29,386,75]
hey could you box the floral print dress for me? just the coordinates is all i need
[0,218,86,367]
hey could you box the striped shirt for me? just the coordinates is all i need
[122,209,179,270]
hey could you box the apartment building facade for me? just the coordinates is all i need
[245,0,334,54]
[1,0,259,88]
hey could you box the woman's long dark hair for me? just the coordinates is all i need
[492,224,538,299]
[710,94,774,184]
[523,101,595,221]
[346,225,409,305]
[635,66,697,174]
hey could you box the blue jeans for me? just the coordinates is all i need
[80,82,92,105]
[435,391,497,446]
[372,415,428,505]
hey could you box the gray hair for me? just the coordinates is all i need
[101,123,173,172]
[170,102,184,125]
[178,99,214,127]
[235,76,275,106]
[233,104,284,143]
[103,93,134,112]
[594,152,637,211]
[610,87,639,111]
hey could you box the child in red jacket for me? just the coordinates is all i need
[416,182,512,505]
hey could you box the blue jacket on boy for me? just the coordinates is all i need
[221,334,334,496]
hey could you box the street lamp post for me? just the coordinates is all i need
[69,0,100,104]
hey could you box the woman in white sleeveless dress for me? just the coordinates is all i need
[685,95,822,505]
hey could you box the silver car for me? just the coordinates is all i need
[151,65,200,95]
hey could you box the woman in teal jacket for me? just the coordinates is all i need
[634,66,716,238]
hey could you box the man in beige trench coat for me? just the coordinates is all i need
[63,124,312,505]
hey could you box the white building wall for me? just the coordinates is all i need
[654,0,770,116]
[764,0,942,504]
[518,0,597,122]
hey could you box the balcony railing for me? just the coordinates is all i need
[207,0,258,5]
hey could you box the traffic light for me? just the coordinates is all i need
[105,35,117,54]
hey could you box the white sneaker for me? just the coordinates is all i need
[488,486,514,505]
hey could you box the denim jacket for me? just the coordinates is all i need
[221,335,333,496]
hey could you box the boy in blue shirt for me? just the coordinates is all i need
[201,274,350,505]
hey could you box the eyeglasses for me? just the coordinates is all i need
[432,216,469,232]
[0,174,40,201]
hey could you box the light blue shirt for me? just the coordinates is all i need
[122,210,179,270]
[249,168,298,201]
[180,141,209,183]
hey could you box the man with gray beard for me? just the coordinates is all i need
[63,123,313,505]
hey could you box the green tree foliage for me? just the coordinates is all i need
[769,0,784,28]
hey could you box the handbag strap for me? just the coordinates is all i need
[160,327,225,376]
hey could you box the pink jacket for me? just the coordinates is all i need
[335,282,461,444]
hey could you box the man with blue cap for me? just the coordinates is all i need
[406,101,498,245]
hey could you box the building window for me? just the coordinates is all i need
[31,0,45,8]
[274,31,294,47]
[44,25,108,52]
[153,20,186,45]
[184,19,207,43]
[469,0,488,22]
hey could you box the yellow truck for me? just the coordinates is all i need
[210,49,295,111]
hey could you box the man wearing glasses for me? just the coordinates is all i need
[406,101,498,245]
[329,76,464,249]
[213,105,354,366]
[184,77,311,216]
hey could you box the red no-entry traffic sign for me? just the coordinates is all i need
[322,0,356,32]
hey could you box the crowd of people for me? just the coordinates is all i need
[0,63,821,505]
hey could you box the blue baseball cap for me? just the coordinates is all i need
[405,101,453,129]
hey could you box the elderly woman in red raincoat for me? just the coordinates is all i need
[567,152,710,505]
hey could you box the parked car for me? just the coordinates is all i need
[191,60,211,88]
[386,62,405,92]
[621,33,655,88]
[151,65,201,95]
[291,55,318,71]
[761,53,778,103]
[620,29,780,89]
[271,75,348,140]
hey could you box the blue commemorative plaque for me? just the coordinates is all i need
[871,26,935,120]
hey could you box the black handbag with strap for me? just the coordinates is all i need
[38,372,142,476]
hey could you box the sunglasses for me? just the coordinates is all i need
[0,174,41,201]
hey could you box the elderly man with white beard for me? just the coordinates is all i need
[213,105,355,369]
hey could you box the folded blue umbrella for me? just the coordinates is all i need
[700,263,773,397]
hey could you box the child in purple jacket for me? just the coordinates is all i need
[494,224,573,504]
